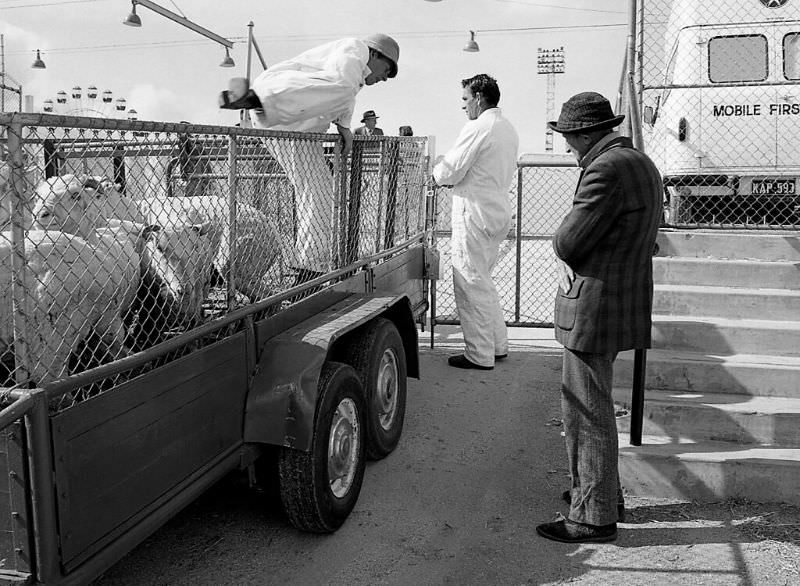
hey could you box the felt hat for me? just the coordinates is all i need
[362,33,399,78]
[547,92,625,134]
[361,110,379,122]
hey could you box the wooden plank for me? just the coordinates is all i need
[53,333,247,437]
[50,334,250,566]
[60,397,242,563]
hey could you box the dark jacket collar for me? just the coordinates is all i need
[579,132,632,168]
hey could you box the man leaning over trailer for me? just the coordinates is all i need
[220,33,400,285]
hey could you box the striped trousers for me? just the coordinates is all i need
[561,347,623,526]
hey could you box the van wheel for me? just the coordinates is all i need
[278,361,366,533]
[343,318,406,460]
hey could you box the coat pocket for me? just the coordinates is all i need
[555,277,583,331]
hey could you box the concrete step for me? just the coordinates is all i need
[654,284,800,321]
[613,388,800,447]
[615,349,800,399]
[657,229,800,261]
[653,257,800,289]
[619,434,800,505]
[651,315,800,357]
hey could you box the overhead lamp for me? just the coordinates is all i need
[122,0,235,70]
[31,49,46,69]
[463,30,479,53]
[220,46,235,68]
[123,2,142,27]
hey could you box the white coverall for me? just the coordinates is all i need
[249,38,372,273]
[432,108,519,367]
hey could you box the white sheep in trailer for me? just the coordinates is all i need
[32,175,142,334]
[0,164,125,384]
[139,195,292,303]
[31,175,221,349]
[0,230,128,385]
[133,207,219,345]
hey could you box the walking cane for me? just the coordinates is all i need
[630,348,646,446]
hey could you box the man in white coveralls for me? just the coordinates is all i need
[220,33,400,283]
[432,73,519,370]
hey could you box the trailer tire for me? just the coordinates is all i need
[343,317,406,460]
[278,361,366,533]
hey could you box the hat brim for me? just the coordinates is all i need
[547,114,625,135]
[361,116,380,122]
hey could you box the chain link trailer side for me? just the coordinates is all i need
[0,112,436,585]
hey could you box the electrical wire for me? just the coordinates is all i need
[0,0,111,9]
[494,0,626,14]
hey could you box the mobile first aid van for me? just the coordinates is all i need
[642,0,800,226]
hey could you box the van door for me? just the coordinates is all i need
[775,28,800,169]
[701,28,777,171]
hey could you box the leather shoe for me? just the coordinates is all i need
[562,489,625,523]
[495,353,508,360]
[219,89,263,110]
[536,516,617,543]
[448,354,493,370]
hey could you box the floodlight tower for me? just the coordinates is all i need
[537,47,565,152]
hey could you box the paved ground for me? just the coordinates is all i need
[93,326,800,586]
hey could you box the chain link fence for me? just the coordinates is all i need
[0,113,429,405]
[639,0,800,229]
[431,154,579,329]
[0,83,22,116]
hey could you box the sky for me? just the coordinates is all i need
[0,0,631,155]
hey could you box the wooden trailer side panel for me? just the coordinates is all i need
[50,332,250,570]
[0,420,32,577]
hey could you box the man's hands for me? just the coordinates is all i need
[336,124,353,157]
[556,258,575,294]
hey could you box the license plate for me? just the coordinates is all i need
[752,179,796,195]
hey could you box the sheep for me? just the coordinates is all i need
[32,175,142,333]
[0,228,125,386]
[31,175,220,350]
[139,195,292,303]
[128,210,219,348]
[82,176,146,224]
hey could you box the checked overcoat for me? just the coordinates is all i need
[553,133,663,354]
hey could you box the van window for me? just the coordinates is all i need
[708,35,767,83]
[784,33,800,80]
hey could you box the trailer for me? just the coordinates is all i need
[0,113,436,584]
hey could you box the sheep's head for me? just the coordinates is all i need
[33,174,102,238]
[140,214,218,326]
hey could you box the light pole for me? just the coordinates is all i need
[123,0,235,67]
[537,46,565,152]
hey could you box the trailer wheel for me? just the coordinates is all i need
[343,318,407,460]
[278,361,366,533]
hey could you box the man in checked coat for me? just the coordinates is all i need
[536,92,662,543]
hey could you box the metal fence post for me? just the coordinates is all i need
[514,166,523,323]
[26,389,61,582]
[227,134,238,311]
[7,117,32,385]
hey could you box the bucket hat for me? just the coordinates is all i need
[547,92,625,134]
[362,33,399,78]
[361,110,379,122]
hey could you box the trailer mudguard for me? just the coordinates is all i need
[244,294,418,452]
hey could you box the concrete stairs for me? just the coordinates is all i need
[613,229,800,505]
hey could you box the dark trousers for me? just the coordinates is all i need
[561,347,623,526]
